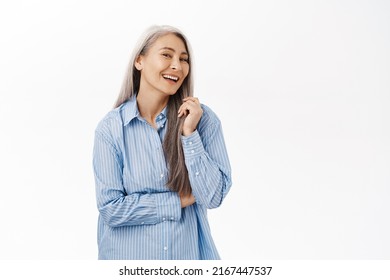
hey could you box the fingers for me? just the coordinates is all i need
[182,97,200,104]
[177,103,189,118]
[178,97,201,118]
[180,193,196,208]
[177,102,196,118]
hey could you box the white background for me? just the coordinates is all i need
[0,0,389,260]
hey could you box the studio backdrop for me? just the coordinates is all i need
[0,0,389,259]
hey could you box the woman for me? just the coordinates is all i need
[93,25,232,260]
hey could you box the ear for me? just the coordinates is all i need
[134,55,143,70]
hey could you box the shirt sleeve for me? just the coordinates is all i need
[181,115,232,209]
[93,130,182,228]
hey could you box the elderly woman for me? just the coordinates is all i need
[93,25,232,260]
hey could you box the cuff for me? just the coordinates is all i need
[181,130,205,159]
[155,192,182,223]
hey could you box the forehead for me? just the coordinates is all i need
[150,33,188,53]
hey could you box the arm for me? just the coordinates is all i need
[181,116,232,209]
[93,130,182,228]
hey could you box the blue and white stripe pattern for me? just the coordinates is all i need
[93,96,232,260]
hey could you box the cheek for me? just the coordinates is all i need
[183,66,190,78]
[148,57,168,72]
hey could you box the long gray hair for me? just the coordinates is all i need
[114,25,194,196]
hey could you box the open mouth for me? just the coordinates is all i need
[162,74,179,83]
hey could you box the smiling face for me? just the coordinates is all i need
[135,33,190,98]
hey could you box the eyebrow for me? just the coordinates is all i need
[159,47,188,55]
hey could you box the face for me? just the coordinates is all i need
[135,33,190,97]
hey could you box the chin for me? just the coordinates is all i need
[159,85,182,96]
[164,89,179,96]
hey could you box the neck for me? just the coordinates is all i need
[136,90,169,128]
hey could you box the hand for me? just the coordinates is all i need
[180,193,196,208]
[178,97,203,136]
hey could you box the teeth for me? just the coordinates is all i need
[163,75,179,81]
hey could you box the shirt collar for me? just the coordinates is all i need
[158,106,168,120]
[122,95,168,126]
[122,96,139,126]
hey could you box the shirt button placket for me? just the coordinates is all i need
[161,216,170,259]
[163,242,169,259]
[163,245,168,257]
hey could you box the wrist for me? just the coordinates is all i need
[182,129,194,136]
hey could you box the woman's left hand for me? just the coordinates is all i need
[178,97,203,136]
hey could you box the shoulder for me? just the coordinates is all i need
[200,103,221,124]
[198,103,221,133]
[95,103,127,139]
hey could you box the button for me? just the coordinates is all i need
[164,246,168,251]
[141,222,145,225]
[159,115,163,119]
[191,150,194,154]
[162,217,166,221]
[170,217,174,220]
[195,172,199,176]
[189,141,193,145]
[161,124,164,128]
[160,174,164,178]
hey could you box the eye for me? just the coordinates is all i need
[162,53,172,58]
[180,57,189,63]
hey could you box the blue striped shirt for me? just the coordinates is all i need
[93,96,232,260]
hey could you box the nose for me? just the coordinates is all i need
[170,58,182,71]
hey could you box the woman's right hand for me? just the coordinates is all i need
[180,193,196,208]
